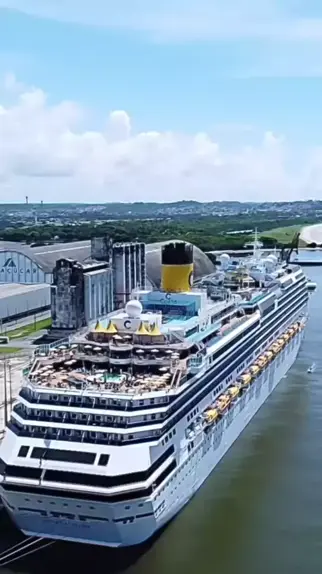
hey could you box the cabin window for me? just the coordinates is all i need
[98,454,110,466]
[18,446,29,458]
[31,448,96,465]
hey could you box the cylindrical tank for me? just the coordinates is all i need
[161,242,194,293]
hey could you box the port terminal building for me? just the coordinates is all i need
[0,239,215,289]
[0,239,215,331]
[0,283,50,329]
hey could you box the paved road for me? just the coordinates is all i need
[0,329,49,352]
[0,310,50,335]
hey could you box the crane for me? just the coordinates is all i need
[280,231,300,264]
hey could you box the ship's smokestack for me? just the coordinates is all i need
[161,242,194,293]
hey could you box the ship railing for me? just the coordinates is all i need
[12,405,168,428]
[21,377,177,399]
[34,337,71,356]
[7,420,165,445]
[187,355,206,373]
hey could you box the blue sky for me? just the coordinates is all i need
[1,1,322,202]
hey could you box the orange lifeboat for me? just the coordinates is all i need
[250,365,260,376]
[204,408,218,424]
[240,374,252,387]
[228,386,239,400]
[216,395,230,412]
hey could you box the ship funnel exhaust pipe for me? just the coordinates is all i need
[161,242,194,293]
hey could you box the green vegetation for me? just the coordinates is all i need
[260,225,302,244]
[0,347,21,355]
[0,215,318,252]
[5,318,52,340]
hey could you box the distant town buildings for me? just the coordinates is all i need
[3,200,322,230]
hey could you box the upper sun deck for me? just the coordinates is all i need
[23,260,301,401]
[22,287,244,398]
[25,320,258,405]
[26,344,182,398]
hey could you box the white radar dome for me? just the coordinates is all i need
[219,253,230,269]
[125,299,143,318]
[262,258,274,271]
[267,254,278,264]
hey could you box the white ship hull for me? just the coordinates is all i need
[1,329,304,547]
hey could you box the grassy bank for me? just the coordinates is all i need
[5,318,52,340]
[0,347,21,355]
[261,224,302,244]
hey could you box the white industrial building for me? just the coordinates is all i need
[0,241,90,285]
[0,239,215,288]
[0,238,216,332]
[51,259,114,331]
[0,284,51,327]
[112,242,146,308]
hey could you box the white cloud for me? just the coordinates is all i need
[3,1,322,77]
[0,74,320,203]
[1,0,322,42]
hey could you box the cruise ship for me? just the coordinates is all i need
[0,242,311,547]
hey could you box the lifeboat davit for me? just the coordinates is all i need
[228,386,239,399]
[204,408,218,423]
[250,365,260,375]
[240,374,252,386]
[216,395,231,412]
[256,361,265,370]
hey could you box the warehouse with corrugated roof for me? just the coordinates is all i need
[0,283,51,326]
[0,239,215,287]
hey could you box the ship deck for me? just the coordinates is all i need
[26,345,187,396]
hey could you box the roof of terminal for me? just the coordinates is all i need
[0,239,215,285]
[0,282,50,298]
[0,240,90,273]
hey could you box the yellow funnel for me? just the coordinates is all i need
[161,242,194,293]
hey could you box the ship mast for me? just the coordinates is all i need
[253,227,261,261]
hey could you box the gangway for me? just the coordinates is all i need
[0,536,55,567]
